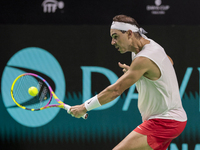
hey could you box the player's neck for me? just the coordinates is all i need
[137,38,150,53]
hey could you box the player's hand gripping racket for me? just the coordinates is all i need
[10,73,88,119]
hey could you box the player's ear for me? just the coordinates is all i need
[127,30,133,39]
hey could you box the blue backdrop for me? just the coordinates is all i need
[0,24,200,150]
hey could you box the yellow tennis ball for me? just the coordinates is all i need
[28,86,39,96]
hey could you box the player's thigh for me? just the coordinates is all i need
[113,131,153,150]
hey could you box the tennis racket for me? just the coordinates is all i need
[10,73,88,119]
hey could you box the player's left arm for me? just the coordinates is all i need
[167,55,174,65]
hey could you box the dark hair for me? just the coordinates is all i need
[112,15,141,39]
[113,15,140,28]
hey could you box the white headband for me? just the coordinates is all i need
[110,21,147,37]
[111,21,139,32]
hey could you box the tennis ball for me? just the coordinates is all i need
[28,86,39,96]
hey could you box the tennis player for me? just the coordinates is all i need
[70,15,187,150]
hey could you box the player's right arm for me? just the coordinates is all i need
[97,57,150,105]
[119,55,173,74]
[70,57,151,118]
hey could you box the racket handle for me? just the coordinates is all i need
[63,104,88,119]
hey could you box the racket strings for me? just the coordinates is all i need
[14,76,31,104]
[13,75,50,109]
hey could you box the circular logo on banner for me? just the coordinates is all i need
[1,47,66,127]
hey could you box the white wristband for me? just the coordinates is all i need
[84,95,101,111]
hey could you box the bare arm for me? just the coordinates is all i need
[168,55,174,65]
[98,57,149,105]
[70,57,151,118]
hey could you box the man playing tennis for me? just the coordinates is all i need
[70,15,187,150]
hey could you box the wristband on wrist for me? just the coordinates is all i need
[84,95,101,111]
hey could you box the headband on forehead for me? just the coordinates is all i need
[110,21,147,36]
[111,21,139,32]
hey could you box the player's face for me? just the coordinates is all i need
[110,29,131,54]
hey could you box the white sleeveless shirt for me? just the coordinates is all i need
[132,39,187,122]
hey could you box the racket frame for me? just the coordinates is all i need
[11,73,88,119]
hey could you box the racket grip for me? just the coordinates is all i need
[63,104,88,119]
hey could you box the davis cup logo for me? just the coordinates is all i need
[1,47,66,127]
[146,0,170,15]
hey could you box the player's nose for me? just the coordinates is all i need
[111,39,116,45]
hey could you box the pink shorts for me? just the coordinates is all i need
[134,119,187,150]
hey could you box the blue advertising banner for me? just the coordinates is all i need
[0,25,200,150]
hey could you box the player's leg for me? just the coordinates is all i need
[112,130,153,150]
